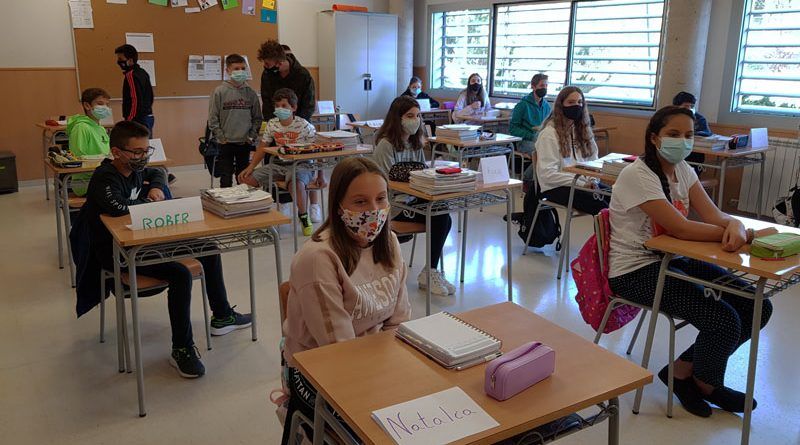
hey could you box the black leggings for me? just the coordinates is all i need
[217,143,252,187]
[541,185,609,215]
[609,257,773,388]
[392,209,452,268]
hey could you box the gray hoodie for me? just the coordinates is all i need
[208,81,263,144]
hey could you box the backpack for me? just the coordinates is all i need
[571,209,640,334]
[198,124,221,178]
[517,180,562,249]
[773,185,800,227]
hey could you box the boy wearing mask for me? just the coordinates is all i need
[66,88,113,196]
[510,73,552,180]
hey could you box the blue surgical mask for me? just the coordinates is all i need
[658,137,694,164]
[411,88,421,96]
[91,105,112,120]
[274,107,293,121]
[230,70,248,83]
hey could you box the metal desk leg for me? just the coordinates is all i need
[608,397,620,445]
[741,278,766,445]
[313,393,326,445]
[271,226,284,284]
[756,153,766,220]
[717,158,727,209]
[557,176,579,280]
[457,150,464,233]
[247,239,257,342]
[459,210,468,283]
[633,253,672,414]
[113,243,126,373]
[506,189,513,302]
[291,162,299,253]
[509,143,517,213]
[61,174,76,287]
[54,175,64,269]
[425,203,433,316]
[43,130,51,201]
[127,246,147,417]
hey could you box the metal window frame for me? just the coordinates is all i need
[431,7,493,90]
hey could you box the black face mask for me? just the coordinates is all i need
[128,156,149,172]
[563,105,584,122]
[535,88,548,99]
[469,83,481,92]
[266,66,280,75]
[118,60,131,71]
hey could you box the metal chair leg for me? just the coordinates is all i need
[667,317,677,418]
[593,300,619,344]
[409,235,417,268]
[627,310,648,355]
[199,273,212,351]
[522,203,543,255]
[99,272,106,343]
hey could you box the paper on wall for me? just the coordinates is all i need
[138,60,157,86]
[262,0,275,8]
[197,0,218,10]
[241,0,256,15]
[107,0,128,4]
[204,55,222,81]
[221,0,238,9]
[188,55,205,80]
[125,33,155,53]
[171,0,189,6]
[69,0,94,29]
[185,6,201,13]
[222,55,253,81]
[148,0,169,6]
[260,8,277,23]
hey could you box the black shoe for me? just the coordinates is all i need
[396,234,414,244]
[502,212,524,224]
[210,306,252,336]
[703,386,757,413]
[170,346,205,378]
[168,173,177,185]
[658,365,712,418]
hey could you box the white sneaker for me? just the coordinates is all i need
[309,203,323,223]
[434,269,456,295]
[417,269,450,296]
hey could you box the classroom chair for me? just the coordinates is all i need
[590,212,689,418]
[272,180,327,221]
[390,220,444,271]
[99,258,213,372]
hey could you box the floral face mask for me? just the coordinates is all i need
[339,207,390,243]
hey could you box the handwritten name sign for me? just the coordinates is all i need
[128,196,204,230]
[479,155,510,184]
[371,387,498,445]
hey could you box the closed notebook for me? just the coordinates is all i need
[751,232,800,258]
[396,312,501,368]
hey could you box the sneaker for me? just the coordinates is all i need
[210,307,252,336]
[417,269,450,296]
[434,269,456,295]
[309,203,323,223]
[169,346,205,378]
[299,213,314,236]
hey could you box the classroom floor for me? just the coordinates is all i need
[2,167,799,445]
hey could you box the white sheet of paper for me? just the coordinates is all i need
[149,138,167,162]
[371,387,498,445]
[138,60,157,86]
[222,55,253,81]
[129,197,204,231]
[107,0,128,4]
[197,0,218,10]
[69,0,94,29]
[125,33,155,53]
[185,6,201,12]
[171,0,188,6]
[750,127,769,148]
[479,156,510,184]
[204,55,222,81]
[317,101,335,115]
[417,98,431,111]
[188,55,204,80]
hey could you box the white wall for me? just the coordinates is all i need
[698,0,735,123]
[0,0,388,69]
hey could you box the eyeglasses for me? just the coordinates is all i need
[120,146,155,158]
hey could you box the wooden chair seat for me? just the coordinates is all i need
[68,196,87,209]
[390,221,426,235]
[119,258,203,288]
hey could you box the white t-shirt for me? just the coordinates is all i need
[608,158,698,278]
[261,116,316,145]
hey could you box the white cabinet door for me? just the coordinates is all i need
[334,13,370,120]
[366,14,398,120]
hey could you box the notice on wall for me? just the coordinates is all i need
[260,8,277,23]
[188,55,205,80]
[171,0,188,6]
[107,0,128,4]
[198,0,218,10]
[204,55,222,80]
[221,0,238,10]
[262,0,275,8]
[125,33,155,53]
[138,60,157,86]
[185,6,201,13]
[69,0,94,29]
[148,0,169,6]
[241,0,256,15]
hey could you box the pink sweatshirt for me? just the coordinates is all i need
[283,232,411,368]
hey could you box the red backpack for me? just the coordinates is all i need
[571,209,640,334]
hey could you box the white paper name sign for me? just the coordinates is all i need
[317,100,335,115]
[417,98,431,111]
[479,155,510,184]
[128,196,204,230]
[750,127,769,148]
[371,387,498,445]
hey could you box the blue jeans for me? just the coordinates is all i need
[134,114,155,137]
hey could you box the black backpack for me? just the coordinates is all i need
[518,180,562,249]
[198,124,221,178]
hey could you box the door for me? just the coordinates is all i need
[334,13,369,120]
[366,14,398,120]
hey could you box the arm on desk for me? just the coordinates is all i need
[640,199,728,244]
[87,169,150,217]
[688,181,748,251]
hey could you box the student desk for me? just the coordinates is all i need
[100,209,289,417]
[45,158,169,287]
[262,145,373,252]
[643,217,800,445]
[389,179,522,315]
[36,122,114,200]
[687,145,772,219]
[293,302,652,445]
[309,112,340,132]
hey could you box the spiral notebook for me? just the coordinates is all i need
[396,312,502,369]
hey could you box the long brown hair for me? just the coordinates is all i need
[464,73,487,107]
[375,96,424,153]
[312,158,397,275]
[541,86,594,158]
[643,106,696,203]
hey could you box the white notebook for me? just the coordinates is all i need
[396,312,501,369]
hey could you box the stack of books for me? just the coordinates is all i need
[316,130,360,149]
[436,124,481,140]
[601,159,630,176]
[201,184,274,218]
[409,168,478,195]
[694,135,732,151]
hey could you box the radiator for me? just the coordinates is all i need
[737,136,800,216]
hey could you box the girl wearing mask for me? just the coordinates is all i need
[608,106,772,418]
[402,76,440,109]
[372,96,455,296]
[453,73,492,124]
[535,86,608,214]
[282,157,411,444]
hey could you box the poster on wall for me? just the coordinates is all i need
[242,0,256,15]
[261,8,277,23]
[69,0,94,29]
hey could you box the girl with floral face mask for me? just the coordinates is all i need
[282,157,411,443]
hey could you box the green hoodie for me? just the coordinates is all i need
[67,114,110,196]
[509,92,552,142]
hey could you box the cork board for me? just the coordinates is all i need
[72,0,277,98]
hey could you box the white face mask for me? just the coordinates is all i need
[401,117,420,135]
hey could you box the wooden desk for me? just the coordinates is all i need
[263,145,373,252]
[419,109,452,127]
[389,179,522,314]
[100,209,288,417]
[294,302,652,445]
[642,216,798,445]
[309,113,340,132]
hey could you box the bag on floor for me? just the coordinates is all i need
[772,185,800,227]
[517,180,562,249]
[571,209,640,334]
[198,124,222,178]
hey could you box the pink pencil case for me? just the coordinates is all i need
[485,341,555,401]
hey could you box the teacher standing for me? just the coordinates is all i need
[258,40,316,120]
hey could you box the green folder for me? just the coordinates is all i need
[750,233,800,258]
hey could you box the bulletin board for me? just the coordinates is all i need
[72,0,278,98]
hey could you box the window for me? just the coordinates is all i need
[430,8,491,90]
[732,0,800,116]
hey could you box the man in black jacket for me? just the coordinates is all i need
[258,40,316,120]
[75,121,250,378]
[115,45,155,136]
